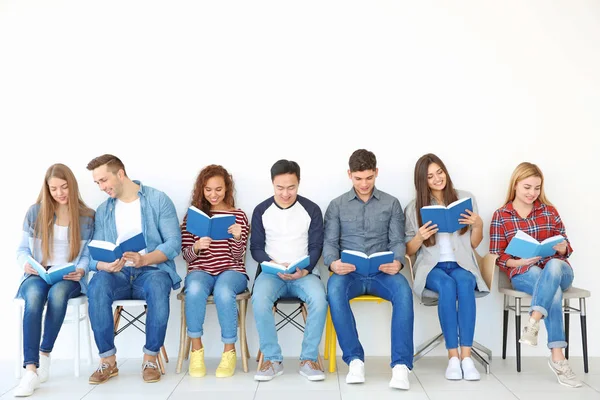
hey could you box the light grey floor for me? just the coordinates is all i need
[1,356,598,399]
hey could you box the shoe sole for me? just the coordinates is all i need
[445,374,462,380]
[88,370,118,385]
[346,377,365,384]
[389,381,410,390]
[143,377,161,383]
[254,370,283,381]
[519,338,538,347]
[299,371,325,381]
[547,360,582,388]
[189,371,207,378]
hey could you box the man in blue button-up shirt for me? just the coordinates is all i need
[324,149,414,390]
[85,154,181,385]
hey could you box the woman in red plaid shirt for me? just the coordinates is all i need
[490,162,581,388]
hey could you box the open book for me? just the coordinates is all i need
[260,255,310,275]
[88,231,147,263]
[26,255,76,285]
[186,206,235,240]
[420,197,473,233]
[341,250,394,276]
[505,230,565,259]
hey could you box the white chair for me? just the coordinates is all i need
[14,294,93,379]
[112,299,168,374]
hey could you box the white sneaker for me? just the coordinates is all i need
[445,357,462,380]
[461,357,480,381]
[37,354,51,383]
[519,317,540,347]
[346,359,365,384]
[13,370,40,397]
[389,364,410,390]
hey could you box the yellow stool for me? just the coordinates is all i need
[324,295,388,373]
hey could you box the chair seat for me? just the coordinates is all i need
[421,289,489,306]
[498,286,591,299]
[14,294,88,306]
[112,299,148,307]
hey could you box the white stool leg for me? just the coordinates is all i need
[15,302,23,379]
[84,303,92,365]
[74,303,80,377]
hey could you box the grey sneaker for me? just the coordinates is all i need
[519,318,540,347]
[548,358,582,388]
[299,360,325,381]
[254,360,284,381]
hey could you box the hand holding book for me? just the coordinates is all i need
[458,209,483,229]
[417,220,439,242]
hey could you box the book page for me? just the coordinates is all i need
[47,263,75,273]
[89,240,118,250]
[369,251,394,258]
[342,250,368,258]
[541,235,564,245]
[189,206,209,218]
[448,197,471,209]
[514,230,539,244]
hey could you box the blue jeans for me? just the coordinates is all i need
[425,262,477,349]
[88,267,172,357]
[327,272,414,369]
[251,273,327,362]
[17,275,81,368]
[184,270,248,343]
[511,259,574,349]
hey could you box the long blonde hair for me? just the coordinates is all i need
[504,162,552,206]
[35,164,93,265]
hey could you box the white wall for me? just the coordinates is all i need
[1,1,599,365]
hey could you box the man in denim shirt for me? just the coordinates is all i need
[324,149,414,390]
[85,154,181,384]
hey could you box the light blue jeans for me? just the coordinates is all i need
[184,270,248,343]
[251,273,327,362]
[511,259,574,349]
[425,262,477,349]
[88,267,172,357]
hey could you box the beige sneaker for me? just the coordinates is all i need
[89,362,118,384]
[548,358,582,388]
[142,360,161,383]
[519,317,540,347]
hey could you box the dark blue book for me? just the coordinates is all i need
[341,250,394,276]
[505,230,565,259]
[27,255,76,285]
[186,206,235,240]
[420,197,473,233]
[88,232,147,263]
[260,255,310,275]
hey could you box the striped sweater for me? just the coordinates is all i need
[181,208,249,276]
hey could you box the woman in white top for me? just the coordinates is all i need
[405,154,488,381]
[14,164,94,397]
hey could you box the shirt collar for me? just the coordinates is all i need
[504,200,544,215]
[345,187,381,202]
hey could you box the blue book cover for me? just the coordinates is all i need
[260,255,310,275]
[186,206,235,240]
[420,197,473,233]
[26,255,76,285]
[88,231,146,263]
[505,230,565,259]
[341,250,394,276]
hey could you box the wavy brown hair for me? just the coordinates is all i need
[414,153,467,247]
[35,164,94,265]
[190,165,235,215]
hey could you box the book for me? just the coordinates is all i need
[26,255,76,285]
[186,206,235,240]
[88,231,147,263]
[419,197,473,233]
[260,255,310,275]
[505,230,565,259]
[341,250,395,276]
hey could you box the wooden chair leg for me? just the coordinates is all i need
[161,346,169,364]
[185,336,192,360]
[113,306,123,334]
[243,299,250,360]
[157,352,166,375]
[257,350,264,372]
[238,299,249,373]
[176,297,187,374]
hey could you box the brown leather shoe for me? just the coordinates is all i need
[89,362,118,384]
[142,360,161,383]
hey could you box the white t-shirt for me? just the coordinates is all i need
[115,198,147,264]
[437,233,456,262]
[48,224,70,266]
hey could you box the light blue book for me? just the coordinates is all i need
[186,206,235,240]
[420,197,473,233]
[26,255,76,285]
[505,230,565,259]
[341,250,394,276]
[88,231,147,263]
[260,255,310,275]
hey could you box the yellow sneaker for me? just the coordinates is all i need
[215,350,237,378]
[189,348,206,377]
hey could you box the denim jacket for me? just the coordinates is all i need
[16,203,95,294]
[89,181,182,289]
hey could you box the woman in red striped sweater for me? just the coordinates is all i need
[181,165,250,378]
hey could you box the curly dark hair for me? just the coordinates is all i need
[190,165,235,215]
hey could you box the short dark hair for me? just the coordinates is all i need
[348,149,377,172]
[270,159,301,181]
[86,154,127,176]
